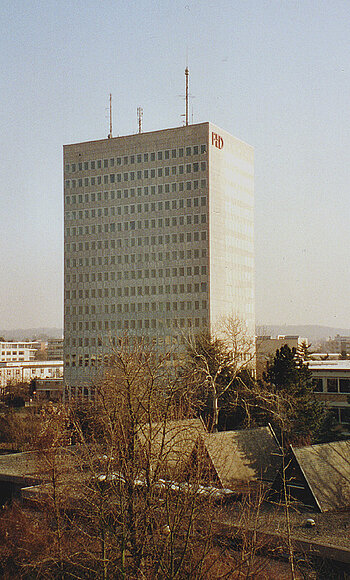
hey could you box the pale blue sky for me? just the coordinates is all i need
[1,0,349,329]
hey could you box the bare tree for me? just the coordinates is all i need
[181,317,288,433]
[0,335,313,578]
[63,336,218,577]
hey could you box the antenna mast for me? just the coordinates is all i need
[185,67,189,126]
[108,93,112,139]
[137,106,143,133]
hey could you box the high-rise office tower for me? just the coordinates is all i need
[63,122,254,392]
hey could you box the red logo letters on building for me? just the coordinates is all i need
[212,132,224,149]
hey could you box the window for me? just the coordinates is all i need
[327,378,338,393]
[312,378,323,392]
[340,408,350,424]
[339,378,350,393]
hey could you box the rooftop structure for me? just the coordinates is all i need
[137,418,206,477]
[270,440,350,512]
[198,425,281,489]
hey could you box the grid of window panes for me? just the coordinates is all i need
[312,376,350,393]
[64,138,210,373]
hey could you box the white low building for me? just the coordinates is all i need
[0,361,63,391]
[309,360,350,428]
[0,342,38,362]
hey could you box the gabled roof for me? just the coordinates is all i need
[202,425,281,489]
[0,451,42,485]
[0,447,76,486]
[137,418,206,476]
[291,440,350,512]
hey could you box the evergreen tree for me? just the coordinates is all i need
[263,345,328,444]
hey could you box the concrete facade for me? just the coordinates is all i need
[309,360,350,430]
[47,338,64,360]
[34,378,64,402]
[0,342,37,362]
[255,335,307,379]
[63,122,254,387]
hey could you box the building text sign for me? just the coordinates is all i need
[212,132,224,149]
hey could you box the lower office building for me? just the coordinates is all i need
[63,122,255,391]
[0,360,63,392]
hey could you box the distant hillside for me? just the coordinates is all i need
[0,328,63,341]
[256,324,350,341]
[2,324,349,343]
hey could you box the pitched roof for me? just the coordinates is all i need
[202,425,281,489]
[291,440,350,512]
[137,418,206,475]
[0,448,78,486]
[0,451,41,484]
